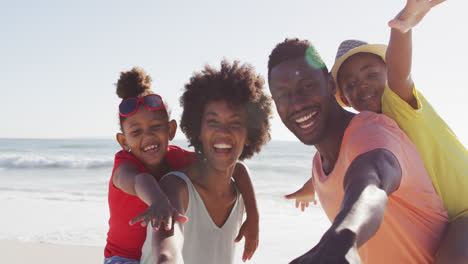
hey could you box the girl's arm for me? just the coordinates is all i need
[386,0,446,109]
[113,163,187,231]
[232,161,259,262]
[153,175,189,264]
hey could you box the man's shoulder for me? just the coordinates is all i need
[346,111,400,136]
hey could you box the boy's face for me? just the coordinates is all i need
[337,53,387,113]
[269,57,334,146]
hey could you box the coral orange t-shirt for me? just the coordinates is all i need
[312,112,448,264]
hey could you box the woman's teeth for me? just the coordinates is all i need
[214,143,232,149]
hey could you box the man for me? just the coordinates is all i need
[267,38,448,263]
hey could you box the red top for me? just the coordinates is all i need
[104,145,197,260]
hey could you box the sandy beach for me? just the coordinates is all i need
[1,240,103,264]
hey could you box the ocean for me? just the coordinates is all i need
[0,138,330,263]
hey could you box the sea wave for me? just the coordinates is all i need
[0,153,113,169]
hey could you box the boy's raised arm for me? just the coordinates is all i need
[386,0,446,109]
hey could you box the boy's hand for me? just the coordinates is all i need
[235,216,259,262]
[129,199,188,232]
[285,178,317,212]
[388,0,446,33]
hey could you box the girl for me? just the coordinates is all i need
[144,60,272,264]
[104,67,259,264]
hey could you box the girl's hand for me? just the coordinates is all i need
[129,199,188,232]
[285,178,317,212]
[235,216,259,262]
[388,0,446,33]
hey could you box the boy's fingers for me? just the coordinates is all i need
[301,203,305,212]
[285,190,301,199]
[430,0,446,7]
[295,200,300,208]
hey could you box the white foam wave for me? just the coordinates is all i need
[0,153,113,169]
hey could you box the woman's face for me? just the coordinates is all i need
[199,100,248,171]
[119,105,174,168]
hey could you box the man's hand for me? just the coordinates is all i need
[388,0,446,33]
[289,229,361,264]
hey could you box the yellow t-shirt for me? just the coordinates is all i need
[382,85,468,221]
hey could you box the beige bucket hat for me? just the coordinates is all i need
[331,40,387,107]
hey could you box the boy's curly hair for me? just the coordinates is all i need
[180,60,272,160]
[268,38,328,81]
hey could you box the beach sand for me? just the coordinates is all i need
[1,240,103,264]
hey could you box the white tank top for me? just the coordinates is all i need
[140,171,245,264]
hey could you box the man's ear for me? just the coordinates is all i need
[328,73,337,95]
[116,133,128,151]
[168,120,177,141]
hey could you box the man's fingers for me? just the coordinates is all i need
[295,200,300,208]
[301,202,305,212]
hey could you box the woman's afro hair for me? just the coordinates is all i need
[180,60,272,160]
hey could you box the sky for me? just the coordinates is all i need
[1,0,467,144]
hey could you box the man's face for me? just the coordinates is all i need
[269,57,334,145]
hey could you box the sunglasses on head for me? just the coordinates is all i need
[119,94,165,117]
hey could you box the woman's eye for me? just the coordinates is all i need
[231,122,242,129]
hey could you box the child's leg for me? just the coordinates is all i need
[434,216,468,264]
[104,256,140,264]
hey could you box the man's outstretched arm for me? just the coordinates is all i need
[290,148,401,264]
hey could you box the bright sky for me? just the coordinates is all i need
[1,0,467,144]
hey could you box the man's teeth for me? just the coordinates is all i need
[143,145,158,151]
[295,112,318,129]
[214,143,232,149]
[296,114,312,123]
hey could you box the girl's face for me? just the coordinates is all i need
[117,105,176,168]
[199,100,249,172]
[337,53,387,113]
